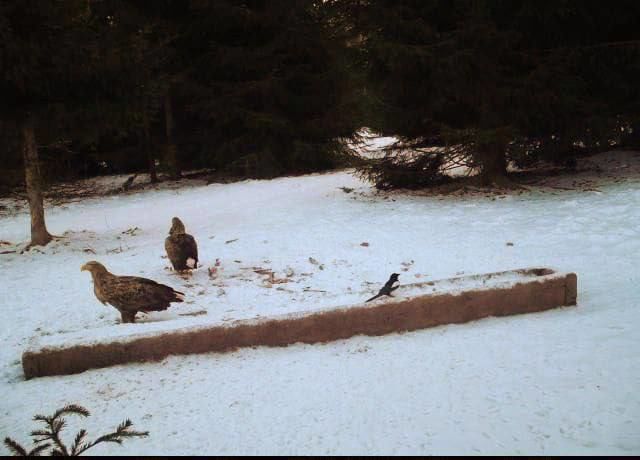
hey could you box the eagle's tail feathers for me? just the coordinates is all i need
[186,257,197,269]
[173,290,185,302]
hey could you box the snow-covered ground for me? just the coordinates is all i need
[349,128,398,159]
[1,151,639,455]
[26,267,565,351]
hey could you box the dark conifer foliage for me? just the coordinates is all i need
[0,0,140,245]
[3,404,148,456]
[356,0,640,188]
[177,0,361,177]
[0,1,140,141]
[1,1,361,184]
[1,0,639,196]
[0,0,362,246]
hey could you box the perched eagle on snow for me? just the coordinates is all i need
[81,261,185,323]
[165,217,199,271]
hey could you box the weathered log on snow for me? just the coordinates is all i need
[22,267,577,379]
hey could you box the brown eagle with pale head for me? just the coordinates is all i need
[81,261,185,323]
[165,217,199,271]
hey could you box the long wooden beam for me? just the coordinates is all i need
[22,268,577,379]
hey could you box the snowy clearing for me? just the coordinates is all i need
[1,150,639,455]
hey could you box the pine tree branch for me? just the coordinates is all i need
[32,415,49,424]
[52,419,66,435]
[46,416,68,456]
[27,443,50,456]
[53,404,90,419]
[6,405,148,456]
[3,437,28,456]
[70,430,88,456]
[74,419,149,455]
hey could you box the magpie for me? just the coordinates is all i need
[365,273,400,302]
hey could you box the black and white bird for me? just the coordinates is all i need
[365,273,400,302]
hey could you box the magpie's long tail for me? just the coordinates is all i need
[366,293,382,303]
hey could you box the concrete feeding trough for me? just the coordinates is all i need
[22,267,577,379]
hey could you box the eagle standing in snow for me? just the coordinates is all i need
[165,217,199,271]
[81,261,185,323]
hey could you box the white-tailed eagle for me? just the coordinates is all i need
[165,217,199,271]
[81,261,184,323]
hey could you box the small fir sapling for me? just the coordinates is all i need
[3,404,148,456]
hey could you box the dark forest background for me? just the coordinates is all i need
[3,0,640,187]
[2,1,640,245]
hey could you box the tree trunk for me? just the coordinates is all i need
[477,140,508,186]
[143,111,158,183]
[164,93,180,180]
[22,115,52,247]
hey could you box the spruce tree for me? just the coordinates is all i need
[110,0,185,181]
[174,0,361,178]
[357,0,640,188]
[0,0,140,246]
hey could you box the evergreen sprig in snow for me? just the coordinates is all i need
[3,404,148,456]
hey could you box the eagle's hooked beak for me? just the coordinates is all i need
[81,263,89,272]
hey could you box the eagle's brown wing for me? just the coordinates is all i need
[165,233,198,270]
[102,275,184,313]
[182,234,198,266]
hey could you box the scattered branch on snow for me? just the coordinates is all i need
[3,404,148,456]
